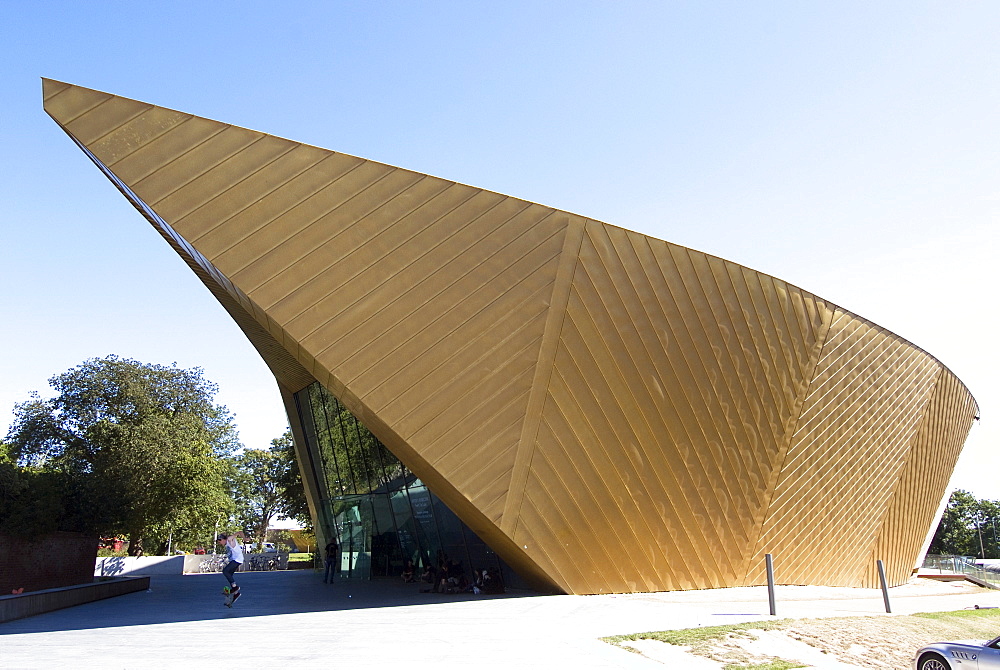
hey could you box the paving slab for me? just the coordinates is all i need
[0,571,995,669]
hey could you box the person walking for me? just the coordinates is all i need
[217,534,244,606]
[323,537,339,584]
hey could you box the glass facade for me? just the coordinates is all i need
[293,382,516,583]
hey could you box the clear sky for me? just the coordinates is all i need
[2,2,997,499]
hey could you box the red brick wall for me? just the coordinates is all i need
[0,532,99,594]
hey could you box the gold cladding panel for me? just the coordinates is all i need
[50,82,569,524]
[192,154,365,262]
[747,311,942,586]
[225,158,394,290]
[863,370,978,586]
[284,196,537,349]
[256,186,498,330]
[43,79,101,120]
[59,96,155,147]
[133,128,280,207]
[103,117,232,186]
[88,106,192,166]
[43,81,318,394]
[154,141,329,228]
[511,222,833,593]
[44,79,979,595]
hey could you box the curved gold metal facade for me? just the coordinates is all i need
[44,79,978,595]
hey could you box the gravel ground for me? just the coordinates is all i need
[618,581,1000,669]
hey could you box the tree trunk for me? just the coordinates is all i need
[127,535,144,556]
[256,520,269,552]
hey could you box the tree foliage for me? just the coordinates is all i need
[306,383,403,497]
[231,430,310,549]
[270,430,310,529]
[0,458,102,537]
[5,356,240,554]
[929,489,1000,558]
[232,447,285,551]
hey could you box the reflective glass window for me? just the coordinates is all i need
[293,382,518,585]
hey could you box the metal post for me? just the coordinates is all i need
[877,559,891,613]
[765,553,777,616]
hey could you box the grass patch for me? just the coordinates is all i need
[604,619,800,667]
[725,661,804,670]
[603,618,794,647]
[603,606,1000,668]
[913,607,1000,622]
[604,606,1000,650]
[605,620,807,669]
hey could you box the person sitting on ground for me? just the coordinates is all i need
[471,568,486,594]
[435,560,450,593]
[438,561,468,594]
[481,568,504,594]
[401,559,415,583]
[419,563,437,592]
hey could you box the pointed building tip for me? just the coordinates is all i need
[41,78,71,106]
[42,80,120,125]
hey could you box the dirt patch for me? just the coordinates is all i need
[610,608,1000,669]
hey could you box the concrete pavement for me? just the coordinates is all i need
[1,570,996,669]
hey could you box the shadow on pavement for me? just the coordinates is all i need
[0,570,544,634]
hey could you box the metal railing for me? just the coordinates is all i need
[922,554,1000,588]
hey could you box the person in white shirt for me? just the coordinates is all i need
[217,534,244,605]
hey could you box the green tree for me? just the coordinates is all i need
[0,440,13,464]
[232,431,308,549]
[270,430,311,530]
[929,489,994,557]
[979,500,1000,559]
[5,356,240,555]
[0,460,101,537]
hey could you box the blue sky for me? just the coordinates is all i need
[2,2,997,499]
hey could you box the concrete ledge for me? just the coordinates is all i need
[95,555,188,576]
[95,553,290,576]
[0,576,150,623]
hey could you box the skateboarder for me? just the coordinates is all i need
[217,534,244,606]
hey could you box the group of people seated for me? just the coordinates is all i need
[401,555,504,595]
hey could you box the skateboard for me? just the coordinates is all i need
[222,586,241,607]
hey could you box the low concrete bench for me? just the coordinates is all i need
[0,576,150,623]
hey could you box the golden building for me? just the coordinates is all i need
[44,79,978,594]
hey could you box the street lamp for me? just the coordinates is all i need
[992,517,998,559]
[976,514,986,559]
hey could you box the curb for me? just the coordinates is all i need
[0,576,151,623]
